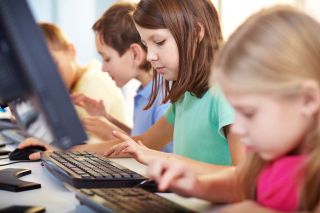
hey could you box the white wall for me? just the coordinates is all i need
[301,0,320,22]
[219,0,297,39]
[217,0,320,39]
[27,0,115,65]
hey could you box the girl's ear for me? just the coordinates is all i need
[196,22,205,42]
[300,80,320,117]
[129,43,146,68]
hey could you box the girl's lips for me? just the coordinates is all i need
[155,67,165,74]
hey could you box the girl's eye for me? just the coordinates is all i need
[242,111,255,119]
[104,58,110,62]
[155,40,165,46]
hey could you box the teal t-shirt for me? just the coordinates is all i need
[165,87,234,165]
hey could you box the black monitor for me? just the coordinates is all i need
[0,0,87,149]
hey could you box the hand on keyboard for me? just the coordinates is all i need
[147,158,198,197]
[18,137,55,160]
[104,131,158,165]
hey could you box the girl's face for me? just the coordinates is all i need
[226,90,313,161]
[135,25,179,81]
[95,35,137,87]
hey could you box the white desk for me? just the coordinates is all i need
[0,154,212,212]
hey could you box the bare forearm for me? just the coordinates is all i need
[106,114,131,134]
[104,120,129,137]
[137,131,172,151]
[135,117,173,151]
[167,153,232,175]
[193,167,239,203]
[72,135,144,155]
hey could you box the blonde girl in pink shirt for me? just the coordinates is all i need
[146,6,320,212]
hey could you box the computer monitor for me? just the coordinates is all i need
[0,0,87,149]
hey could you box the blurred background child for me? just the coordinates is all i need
[39,22,128,143]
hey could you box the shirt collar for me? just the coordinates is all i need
[136,80,152,99]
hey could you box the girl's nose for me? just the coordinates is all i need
[146,49,157,62]
[230,120,247,137]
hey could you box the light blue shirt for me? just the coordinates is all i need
[131,81,173,152]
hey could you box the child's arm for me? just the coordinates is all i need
[104,134,167,164]
[72,93,107,117]
[83,117,129,140]
[72,116,173,160]
[104,113,131,134]
[72,93,131,134]
[218,201,284,213]
[104,121,244,175]
[147,158,240,203]
[18,117,172,160]
[137,116,174,150]
[104,132,240,175]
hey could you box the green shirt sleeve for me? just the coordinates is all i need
[164,103,175,125]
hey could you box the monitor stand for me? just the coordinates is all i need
[0,168,41,192]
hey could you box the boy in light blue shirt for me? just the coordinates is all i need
[72,2,172,152]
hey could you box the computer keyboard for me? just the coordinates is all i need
[76,188,196,213]
[41,151,145,188]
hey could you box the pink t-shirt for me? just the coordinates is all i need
[256,155,306,212]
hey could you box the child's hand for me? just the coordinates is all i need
[72,93,107,118]
[83,117,114,140]
[18,137,55,160]
[147,159,197,196]
[104,131,155,165]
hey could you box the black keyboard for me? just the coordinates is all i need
[41,151,145,188]
[76,188,196,213]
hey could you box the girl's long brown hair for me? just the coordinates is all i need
[133,0,222,109]
[215,6,320,211]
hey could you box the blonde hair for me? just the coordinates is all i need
[38,22,71,51]
[215,6,320,211]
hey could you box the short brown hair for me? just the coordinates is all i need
[133,0,223,108]
[38,22,70,51]
[92,2,151,71]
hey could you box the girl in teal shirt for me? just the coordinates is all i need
[102,0,243,174]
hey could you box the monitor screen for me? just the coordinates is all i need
[0,0,87,149]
